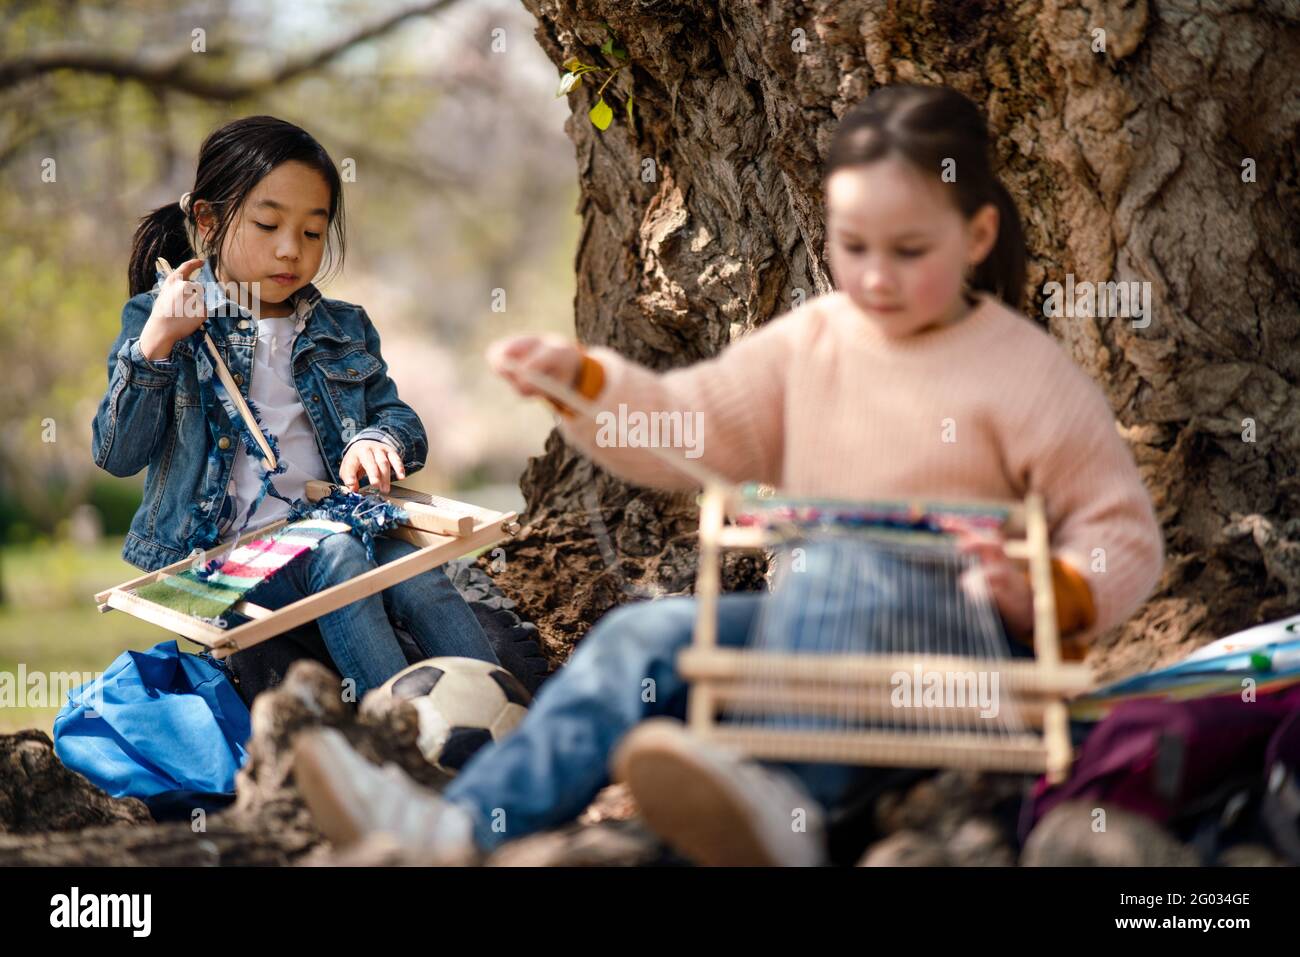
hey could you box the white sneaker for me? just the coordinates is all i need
[612,718,827,866]
[292,727,478,864]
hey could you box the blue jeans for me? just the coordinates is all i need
[240,533,497,698]
[444,539,1029,852]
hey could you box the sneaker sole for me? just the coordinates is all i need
[612,720,784,867]
[292,733,367,848]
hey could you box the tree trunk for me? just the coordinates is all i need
[502,0,1300,679]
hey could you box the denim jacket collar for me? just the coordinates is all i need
[193,259,346,342]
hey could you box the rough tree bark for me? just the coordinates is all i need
[499,0,1300,680]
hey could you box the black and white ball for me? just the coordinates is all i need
[362,657,531,773]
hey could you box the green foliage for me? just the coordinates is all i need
[86,478,145,537]
[555,28,634,132]
[600,36,628,60]
[589,98,614,131]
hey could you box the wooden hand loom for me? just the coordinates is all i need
[95,480,518,659]
[679,485,1093,784]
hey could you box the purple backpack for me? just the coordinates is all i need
[1021,684,1300,858]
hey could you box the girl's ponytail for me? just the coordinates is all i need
[972,178,1026,312]
[128,202,195,297]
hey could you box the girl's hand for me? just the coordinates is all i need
[140,257,208,360]
[956,526,1036,643]
[486,334,583,400]
[340,439,405,494]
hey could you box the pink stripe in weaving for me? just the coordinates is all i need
[217,544,314,580]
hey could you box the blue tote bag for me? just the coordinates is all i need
[53,640,252,818]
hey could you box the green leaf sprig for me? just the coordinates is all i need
[554,28,633,132]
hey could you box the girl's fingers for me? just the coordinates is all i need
[957,531,1005,560]
[160,257,203,284]
[487,336,537,371]
[341,446,369,491]
[182,283,205,319]
[957,537,995,559]
[340,453,359,490]
[384,447,406,481]
[358,447,377,488]
[956,525,1000,545]
[177,257,205,281]
[152,253,205,321]
[372,449,392,492]
[959,566,990,598]
[361,446,386,492]
[982,567,1016,589]
[340,443,404,493]
[489,341,544,396]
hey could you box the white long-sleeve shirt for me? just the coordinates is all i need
[216,306,398,542]
[218,310,328,540]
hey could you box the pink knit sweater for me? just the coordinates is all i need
[559,291,1164,642]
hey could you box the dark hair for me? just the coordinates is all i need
[824,84,1026,311]
[128,115,346,296]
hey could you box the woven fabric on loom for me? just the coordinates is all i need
[135,518,354,619]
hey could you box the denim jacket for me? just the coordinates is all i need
[91,259,428,572]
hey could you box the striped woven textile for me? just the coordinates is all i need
[135,518,353,620]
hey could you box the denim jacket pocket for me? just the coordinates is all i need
[312,348,383,435]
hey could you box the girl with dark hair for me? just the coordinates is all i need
[93,115,498,700]
[292,86,1164,865]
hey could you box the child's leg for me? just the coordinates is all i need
[760,539,1019,810]
[739,540,896,808]
[370,537,498,664]
[241,533,408,698]
[441,592,763,852]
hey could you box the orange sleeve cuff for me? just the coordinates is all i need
[1051,558,1097,637]
[545,350,605,418]
[1012,557,1097,661]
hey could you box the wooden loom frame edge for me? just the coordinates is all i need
[95,483,517,659]
[683,484,1085,784]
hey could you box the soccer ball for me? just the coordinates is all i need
[362,657,532,774]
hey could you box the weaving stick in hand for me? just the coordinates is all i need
[499,359,726,492]
[157,257,278,471]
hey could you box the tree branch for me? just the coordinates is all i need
[285,115,469,192]
[0,0,463,97]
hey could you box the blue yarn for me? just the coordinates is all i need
[287,488,408,564]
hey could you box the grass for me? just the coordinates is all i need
[0,538,160,736]
[0,500,514,737]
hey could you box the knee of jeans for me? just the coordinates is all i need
[374,535,418,564]
[420,563,451,587]
[308,533,374,583]
[384,564,454,610]
[569,606,630,666]
[577,597,696,671]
